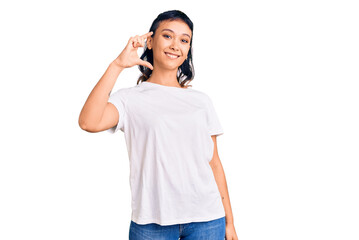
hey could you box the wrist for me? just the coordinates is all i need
[111,59,125,70]
[225,216,234,226]
[226,221,234,226]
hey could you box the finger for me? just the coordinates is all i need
[141,31,153,38]
[128,37,135,46]
[129,37,139,49]
[132,35,139,46]
[138,59,153,70]
[140,37,145,47]
[135,36,143,47]
[134,35,145,48]
[133,37,141,48]
[132,39,138,48]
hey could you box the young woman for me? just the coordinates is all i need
[78,10,238,240]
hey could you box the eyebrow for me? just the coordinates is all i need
[161,29,191,39]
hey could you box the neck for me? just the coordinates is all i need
[146,66,181,88]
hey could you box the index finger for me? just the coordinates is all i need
[141,31,153,38]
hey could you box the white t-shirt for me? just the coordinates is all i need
[107,81,225,226]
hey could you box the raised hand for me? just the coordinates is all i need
[113,31,154,70]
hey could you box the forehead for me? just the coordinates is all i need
[157,19,192,38]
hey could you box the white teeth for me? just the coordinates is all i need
[166,53,179,59]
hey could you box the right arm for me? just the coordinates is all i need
[78,31,154,133]
[78,61,124,132]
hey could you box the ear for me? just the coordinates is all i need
[147,37,152,50]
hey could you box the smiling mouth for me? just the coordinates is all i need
[165,52,180,59]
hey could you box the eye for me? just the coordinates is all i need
[163,34,171,39]
[182,39,189,43]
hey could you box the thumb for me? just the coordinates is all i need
[138,59,154,70]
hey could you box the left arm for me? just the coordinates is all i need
[209,135,238,240]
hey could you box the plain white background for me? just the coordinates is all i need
[0,0,358,239]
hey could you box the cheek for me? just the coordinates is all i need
[184,45,191,53]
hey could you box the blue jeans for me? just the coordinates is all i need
[129,216,226,240]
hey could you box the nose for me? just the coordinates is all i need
[169,39,180,51]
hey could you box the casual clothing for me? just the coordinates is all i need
[107,81,225,226]
[129,216,226,240]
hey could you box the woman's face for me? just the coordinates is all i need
[147,19,192,70]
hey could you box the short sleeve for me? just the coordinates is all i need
[205,94,224,136]
[106,88,127,134]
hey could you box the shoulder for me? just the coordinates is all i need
[190,88,212,104]
[184,86,207,97]
[110,84,139,97]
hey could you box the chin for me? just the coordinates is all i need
[162,62,184,70]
